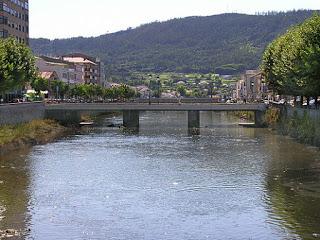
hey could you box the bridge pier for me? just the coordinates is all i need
[45,109,82,125]
[254,111,265,127]
[123,110,140,130]
[188,110,200,135]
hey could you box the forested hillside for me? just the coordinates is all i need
[31,10,318,78]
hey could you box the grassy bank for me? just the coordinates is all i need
[265,107,320,147]
[0,119,67,155]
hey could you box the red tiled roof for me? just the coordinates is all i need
[40,71,55,79]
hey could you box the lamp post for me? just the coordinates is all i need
[157,76,161,103]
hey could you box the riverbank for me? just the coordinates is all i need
[0,119,69,156]
[265,106,320,147]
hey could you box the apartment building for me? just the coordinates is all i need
[62,53,106,87]
[235,70,267,102]
[0,0,29,44]
[36,56,84,85]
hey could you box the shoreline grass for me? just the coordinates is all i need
[0,119,67,154]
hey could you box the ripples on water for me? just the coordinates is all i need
[0,111,320,240]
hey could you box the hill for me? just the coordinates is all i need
[30,10,318,78]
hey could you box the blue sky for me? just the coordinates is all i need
[30,0,320,39]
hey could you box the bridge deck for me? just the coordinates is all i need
[45,103,267,112]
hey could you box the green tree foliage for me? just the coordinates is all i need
[31,77,49,94]
[50,80,69,99]
[115,84,136,100]
[30,11,317,79]
[176,84,187,97]
[0,38,37,93]
[69,84,136,101]
[261,14,320,97]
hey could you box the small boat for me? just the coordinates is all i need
[238,122,256,128]
[79,121,94,126]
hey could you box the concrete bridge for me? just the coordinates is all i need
[45,103,268,131]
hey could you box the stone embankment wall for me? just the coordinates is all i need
[269,105,320,147]
[0,102,45,126]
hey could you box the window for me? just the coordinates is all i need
[0,29,8,38]
[0,16,8,25]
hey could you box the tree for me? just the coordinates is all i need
[176,84,187,97]
[0,38,37,94]
[261,14,320,101]
[31,77,49,95]
[50,80,68,99]
[103,87,116,101]
[117,84,136,100]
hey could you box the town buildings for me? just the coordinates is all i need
[62,53,106,87]
[36,56,82,85]
[234,70,268,102]
[0,0,29,44]
[36,54,106,87]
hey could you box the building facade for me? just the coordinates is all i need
[36,56,84,85]
[235,70,267,102]
[0,0,29,44]
[62,53,106,87]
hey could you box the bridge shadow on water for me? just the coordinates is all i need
[99,111,257,137]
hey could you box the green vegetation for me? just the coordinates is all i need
[261,14,320,102]
[30,11,317,79]
[0,38,37,95]
[279,110,320,146]
[31,79,137,101]
[115,72,236,99]
[0,119,65,148]
[264,107,281,127]
[69,83,134,101]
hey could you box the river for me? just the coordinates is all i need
[0,112,320,240]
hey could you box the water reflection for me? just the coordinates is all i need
[0,112,319,239]
[263,134,320,239]
[0,148,31,237]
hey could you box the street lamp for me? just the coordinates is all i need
[157,76,161,103]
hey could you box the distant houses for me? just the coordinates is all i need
[36,53,106,87]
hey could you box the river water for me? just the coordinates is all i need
[0,112,320,240]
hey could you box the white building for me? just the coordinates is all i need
[36,56,84,85]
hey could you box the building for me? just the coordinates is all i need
[40,71,59,81]
[36,56,83,85]
[62,53,106,87]
[235,70,267,102]
[0,0,29,44]
[134,85,150,99]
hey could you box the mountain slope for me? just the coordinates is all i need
[30,10,318,76]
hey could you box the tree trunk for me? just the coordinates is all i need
[293,96,297,107]
[314,96,319,109]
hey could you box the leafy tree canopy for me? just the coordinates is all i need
[0,38,37,93]
[261,14,320,97]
